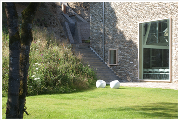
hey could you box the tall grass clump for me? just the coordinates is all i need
[2,31,9,97]
[2,27,97,96]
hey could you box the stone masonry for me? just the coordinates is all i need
[90,2,178,83]
[61,2,90,44]
[14,3,67,42]
[79,22,90,41]
[68,2,90,22]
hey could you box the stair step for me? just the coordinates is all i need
[91,66,110,69]
[85,60,105,63]
[72,44,122,83]
[90,66,110,70]
[75,51,95,54]
[96,76,118,80]
[89,65,108,68]
[95,72,116,76]
[87,61,107,64]
[74,50,95,54]
[90,67,111,70]
[82,55,101,58]
[95,69,114,73]
[82,58,103,62]
[96,72,115,74]
[96,73,119,78]
[83,59,103,62]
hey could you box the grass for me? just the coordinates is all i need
[2,85,178,119]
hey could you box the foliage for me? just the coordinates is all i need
[2,86,178,119]
[2,32,9,97]
[2,27,97,96]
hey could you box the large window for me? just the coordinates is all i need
[139,19,171,81]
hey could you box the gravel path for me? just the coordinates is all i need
[120,82,178,90]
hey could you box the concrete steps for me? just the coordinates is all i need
[61,3,121,84]
[61,3,90,44]
[73,43,122,84]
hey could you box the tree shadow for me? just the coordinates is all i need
[105,102,178,119]
[105,84,126,89]
[90,2,138,82]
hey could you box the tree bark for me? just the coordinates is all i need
[18,2,40,118]
[5,2,40,119]
[5,2,21,119]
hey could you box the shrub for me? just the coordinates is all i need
[2,27,97,96]
[2,31,9,97]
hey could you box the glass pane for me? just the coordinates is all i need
[143,48,169,80]
[139,19,170,80]
[146,21,158,45]
[144,20,169,46]
[109,50,116,64]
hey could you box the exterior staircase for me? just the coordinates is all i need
[61,2,89,44]
[61,3,122,84]
[73,43,122,84]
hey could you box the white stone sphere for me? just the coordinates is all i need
[96,80,106,88]
[110,80,120,89]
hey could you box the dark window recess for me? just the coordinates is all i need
[109,50,117,65]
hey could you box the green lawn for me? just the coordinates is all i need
[2,86,178,119]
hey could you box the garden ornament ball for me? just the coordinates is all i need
[96,80,106,88]
[110,80,120,89]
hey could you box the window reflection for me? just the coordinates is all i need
[144,20,169,46]
[109,50,117,65]
[139,19,170,80]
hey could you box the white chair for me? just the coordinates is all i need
[96,80,106,88]
[110,80,120,89]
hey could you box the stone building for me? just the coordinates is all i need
[90,2,178,83]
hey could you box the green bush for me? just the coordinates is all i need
[2,27,97,96]
[2,31,9,97]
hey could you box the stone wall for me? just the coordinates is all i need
[14,2,67,42]
[90,2,178,83]
[68,2,90,22]
[90,2,104,58]
[79,22,90,40]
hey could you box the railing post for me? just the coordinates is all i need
[62,3,66,14]
[103,2,105,62]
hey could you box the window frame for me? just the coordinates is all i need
[108,49,118,66]
[138,18,172,82]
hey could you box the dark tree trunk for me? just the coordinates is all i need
[5,2,40,119]
[5,2,21,119]
[18,3,40,118]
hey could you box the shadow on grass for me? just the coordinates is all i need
[105,102,178,119]
[26,84,98,97]
[112,87,126,90]
[105,84,126,89]
[26,84,128,97]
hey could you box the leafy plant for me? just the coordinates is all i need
[2,27,97,96]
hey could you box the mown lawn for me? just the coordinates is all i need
[2,86,178,119]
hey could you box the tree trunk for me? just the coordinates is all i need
[18,2,40,118]
[5,2,21,119]
[5,2,40,119]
